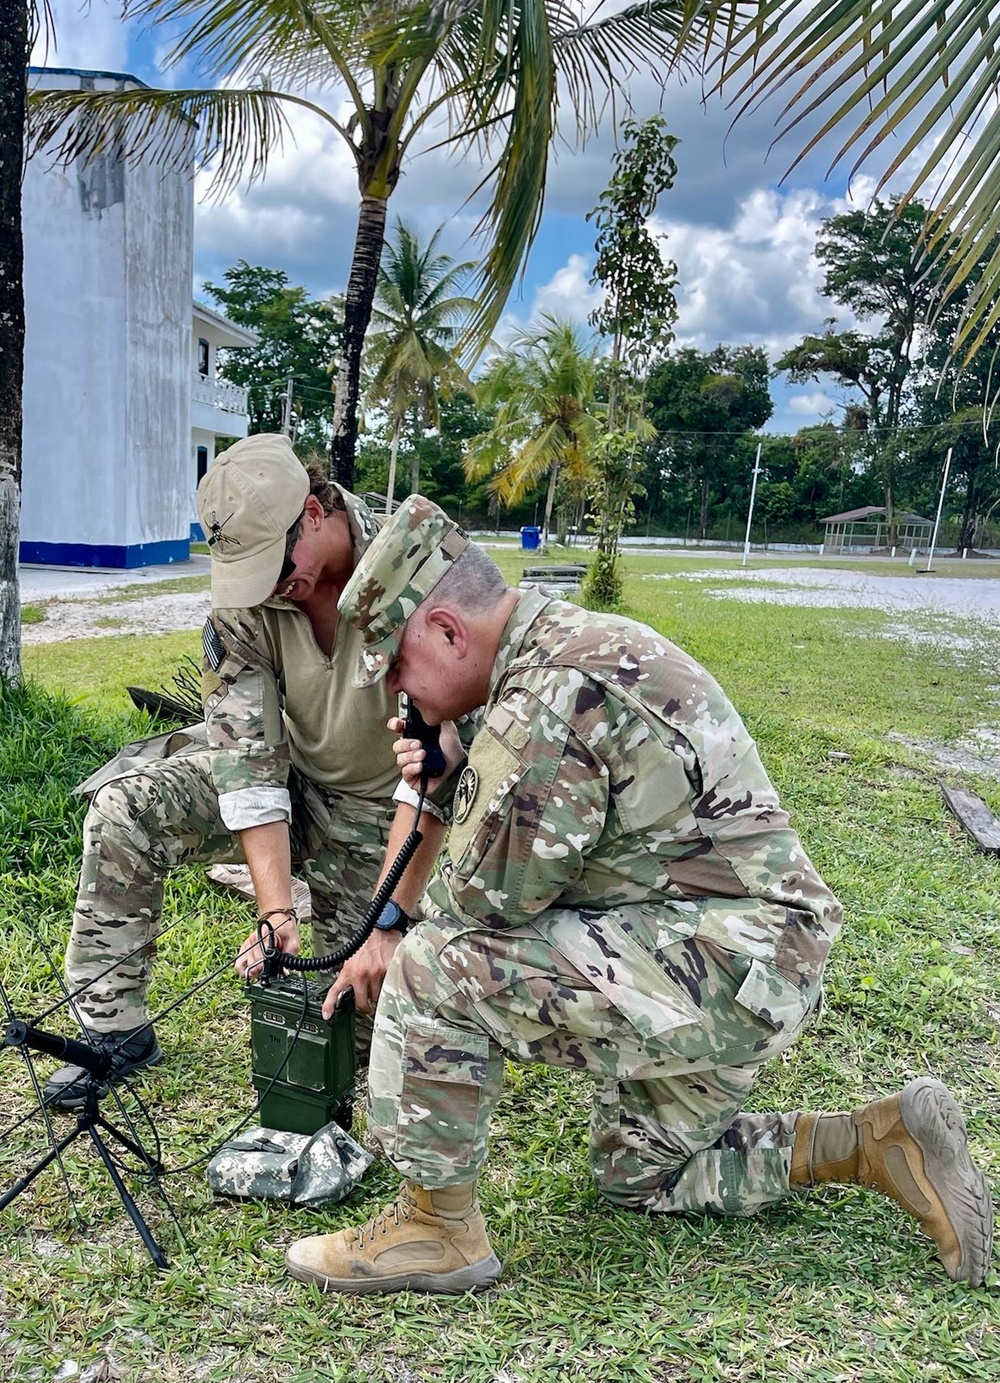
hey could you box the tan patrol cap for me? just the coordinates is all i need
[337,495,469,687]
[196,434,310,609]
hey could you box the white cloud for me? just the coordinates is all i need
[529,253,603,324]
[32,0,128,72]
[787,391,840,418]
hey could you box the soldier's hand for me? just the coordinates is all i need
[323,929,401,1019]
[388,716,462,790]
[235,912,302,980]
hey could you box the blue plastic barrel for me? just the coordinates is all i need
[520,526,541,551]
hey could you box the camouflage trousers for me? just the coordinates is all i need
[368,904,824,1216]
[66,749,393,1034]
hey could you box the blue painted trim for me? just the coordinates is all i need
[20,538,190,569]
[191,522,206,542]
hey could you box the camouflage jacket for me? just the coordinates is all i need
[424,588,842,974]
[200,488,400,827]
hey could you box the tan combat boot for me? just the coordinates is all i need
[284,1181,502,1295]
[790,1078,994,1285]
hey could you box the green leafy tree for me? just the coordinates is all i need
[464,316,600,546]
[357,389,494,519]
[203,262,343,451]
[911,273,1000,552]
[584,114,679,607]
[778,199,968,538]
[29,0,708,490]
[646,346,773,540]
[363,221,476,508]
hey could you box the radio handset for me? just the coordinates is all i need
[402,697,447,782]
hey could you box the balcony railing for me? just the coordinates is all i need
[192,372,248,416]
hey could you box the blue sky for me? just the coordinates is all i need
[31,1,937,434]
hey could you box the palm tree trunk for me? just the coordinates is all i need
[0,2,27,682]
[409,405,420,495]
[541,463,559,547]
[385,415,401,515]
[329,194,388,490]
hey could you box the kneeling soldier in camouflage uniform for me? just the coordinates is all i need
[283,496,994,1294]
[46,437,443,1109]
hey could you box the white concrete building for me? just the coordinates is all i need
[191,301,257,529]
[21,67,254,568]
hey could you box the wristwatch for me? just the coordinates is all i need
[373,900,410,934]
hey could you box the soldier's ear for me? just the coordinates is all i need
[425,607,468,657]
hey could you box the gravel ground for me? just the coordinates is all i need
[648,565,1000,620]
[21,560,1000,644]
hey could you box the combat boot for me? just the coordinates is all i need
[44,1024,163,1111]
[790,1078,994,1285]
[284,1181,502,1294]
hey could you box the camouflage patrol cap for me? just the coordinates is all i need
[338,494,469,687]
[196,434,309,609]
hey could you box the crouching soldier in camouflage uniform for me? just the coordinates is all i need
[283,495,994,1295]
[45,436,443,1109]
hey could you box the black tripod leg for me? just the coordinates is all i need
[0,1126,79,1210]
[86,1125,168,1268]
[96,1114,165,1173]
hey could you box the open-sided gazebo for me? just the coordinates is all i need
[820,506,933,554]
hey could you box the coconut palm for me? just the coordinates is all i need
[28,0,708,489]
[464,315,600,546]
[364,221,476,508]
[1,0,46,679]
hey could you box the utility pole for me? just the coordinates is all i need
[281,377,293,437]
[924,446,953,574]
[742,442,762,568]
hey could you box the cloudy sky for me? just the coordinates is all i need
[30,0,935,433]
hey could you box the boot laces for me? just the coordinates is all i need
[357,1197,413,1248]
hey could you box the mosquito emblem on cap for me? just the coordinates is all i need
[207,512,240,550]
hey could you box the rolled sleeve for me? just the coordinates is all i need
[393,777,448,823]
[218,786,292,832]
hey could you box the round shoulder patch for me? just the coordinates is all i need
[452,765,479,825]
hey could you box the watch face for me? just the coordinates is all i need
[375,901,405,931]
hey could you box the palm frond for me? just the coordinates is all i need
[125,0,363,98]
[711,0,1000,367]
[27,83,347,199]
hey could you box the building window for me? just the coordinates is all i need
[197,338,210,376]
[196,446,209,484]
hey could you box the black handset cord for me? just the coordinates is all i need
[257,778,429,975]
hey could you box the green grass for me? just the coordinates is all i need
[2,556,999,1382]
[20,604,46,625]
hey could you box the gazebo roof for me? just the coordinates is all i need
[821,506,932,525]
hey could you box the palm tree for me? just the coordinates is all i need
[364,221,476,508]
[28,0,707,489]
[0,0,39,681]
[464,315,600,546]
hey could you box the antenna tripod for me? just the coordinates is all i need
[1,1019,168,1267]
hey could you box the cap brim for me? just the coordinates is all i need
[209,539,285,610]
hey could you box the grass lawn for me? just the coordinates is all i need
[2,553,999,1382]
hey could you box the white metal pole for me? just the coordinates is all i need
[742,443,762,568]
[281,377,293,436]
[925,446,953,572]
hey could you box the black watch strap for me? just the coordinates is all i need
[373,900,410,933]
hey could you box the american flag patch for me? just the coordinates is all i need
[202,618,225,671]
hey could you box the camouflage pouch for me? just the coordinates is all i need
[207,1121,372,1211]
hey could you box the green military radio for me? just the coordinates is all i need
[245,703,445,1138]
[247,978,356,1136]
